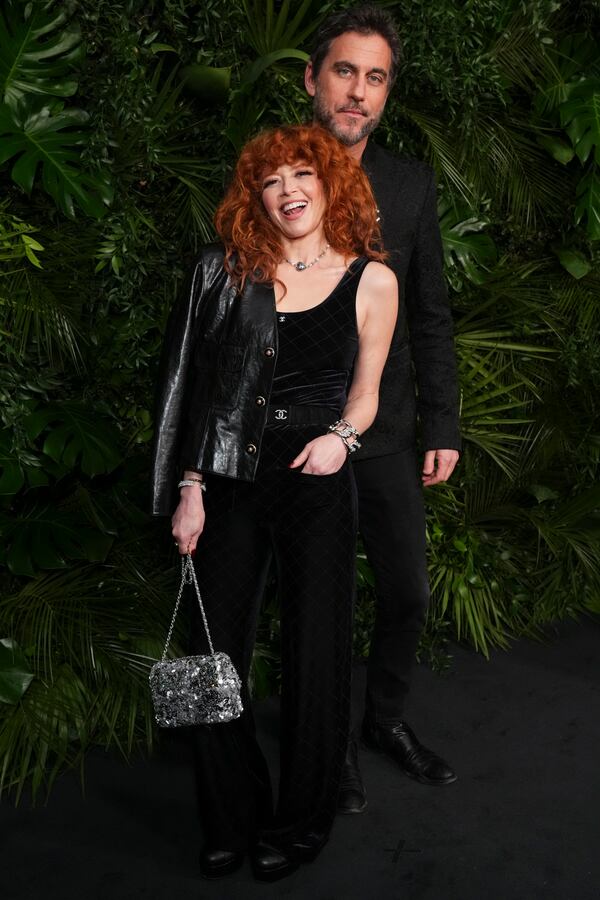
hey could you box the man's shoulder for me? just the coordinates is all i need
[364,141,434,184]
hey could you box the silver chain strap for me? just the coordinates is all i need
[161,554,215,661]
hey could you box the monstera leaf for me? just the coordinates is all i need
[559,79,600,166]
[0,97,112,219]
[25,402,122,477]
[0,429,52,496]
[438,198,497,286]
[535,35,600,115]
[0,505,114,576]
[0,0,83,106]
[0,639,34,704]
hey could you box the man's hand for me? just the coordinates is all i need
[422,449,459,486]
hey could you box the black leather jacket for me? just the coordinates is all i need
[151,243,279,516]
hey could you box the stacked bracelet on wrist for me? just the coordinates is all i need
[328,418,362,454]
[178,477,206,492]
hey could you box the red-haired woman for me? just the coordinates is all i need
[152,124,397,881]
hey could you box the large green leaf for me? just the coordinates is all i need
[534,34,599,116]
[559,79,600,166]
[0,505,114,576]
[0,638,34,704]
[181,64,231,104]
[0,0,83,106]
[0,97,112,219]
[536,133,575,166]
[574,166,600,240]
[243,48,309,86]
[438,198,497,285]
[552,247,592,280]
[25,401,122,476]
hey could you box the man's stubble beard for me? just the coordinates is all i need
[312,90,382,147]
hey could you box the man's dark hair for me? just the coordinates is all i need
[310,4,402,86]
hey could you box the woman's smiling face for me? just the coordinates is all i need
[261,162,326,240]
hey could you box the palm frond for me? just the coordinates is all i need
[468,115,569,231]
[0,556,179,800]
[159,156,218,247]
[400,107,473,202]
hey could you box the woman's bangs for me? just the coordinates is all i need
[258,134,318,181]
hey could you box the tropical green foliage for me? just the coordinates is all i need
[0,0,599,800]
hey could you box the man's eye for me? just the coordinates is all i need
[368,74,384,85]
[338,67,351,76]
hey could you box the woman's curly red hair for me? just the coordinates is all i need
[215,124,385,289]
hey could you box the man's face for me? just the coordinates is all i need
[305,31,392,149]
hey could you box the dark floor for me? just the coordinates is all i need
[3,618,600,900]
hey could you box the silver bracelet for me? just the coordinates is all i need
[328,418,360,440]
[328,418,361,453]
[178,478,206,492]
[330,431,362,455]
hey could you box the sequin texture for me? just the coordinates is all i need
[149,651,243,727]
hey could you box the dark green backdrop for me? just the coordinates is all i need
[0,0,598,800]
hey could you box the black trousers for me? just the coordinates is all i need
[189,425,356,851]
[353,449,430,723]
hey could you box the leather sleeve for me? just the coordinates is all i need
[405,171,461,451]
[150,259,205,516]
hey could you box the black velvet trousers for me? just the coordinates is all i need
[189,425,356,852]
[353,449,430,723]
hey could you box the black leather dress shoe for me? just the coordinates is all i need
[362,719,457,786]
[251,840,299,882]
[290,830,329,862]
[199,848,244,879]
[337,737,368,814]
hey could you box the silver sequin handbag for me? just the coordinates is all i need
[149,553,243,727]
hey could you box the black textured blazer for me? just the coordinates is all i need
[358,140,461,456]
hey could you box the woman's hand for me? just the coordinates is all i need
[289,432,347,475]
[171,486,205,555]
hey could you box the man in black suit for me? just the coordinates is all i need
[304,5,461,812]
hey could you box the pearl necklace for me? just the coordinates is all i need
[284,244,329,271]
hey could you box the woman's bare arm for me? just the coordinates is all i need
[290,261,398,474]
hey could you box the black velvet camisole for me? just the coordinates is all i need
[270,257,369,412]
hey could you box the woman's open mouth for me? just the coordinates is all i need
[281,201,307,219]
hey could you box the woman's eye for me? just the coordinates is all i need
[263,178,278,188]
[296,170,313,177]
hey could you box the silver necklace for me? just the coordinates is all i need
[284,244,329,271]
